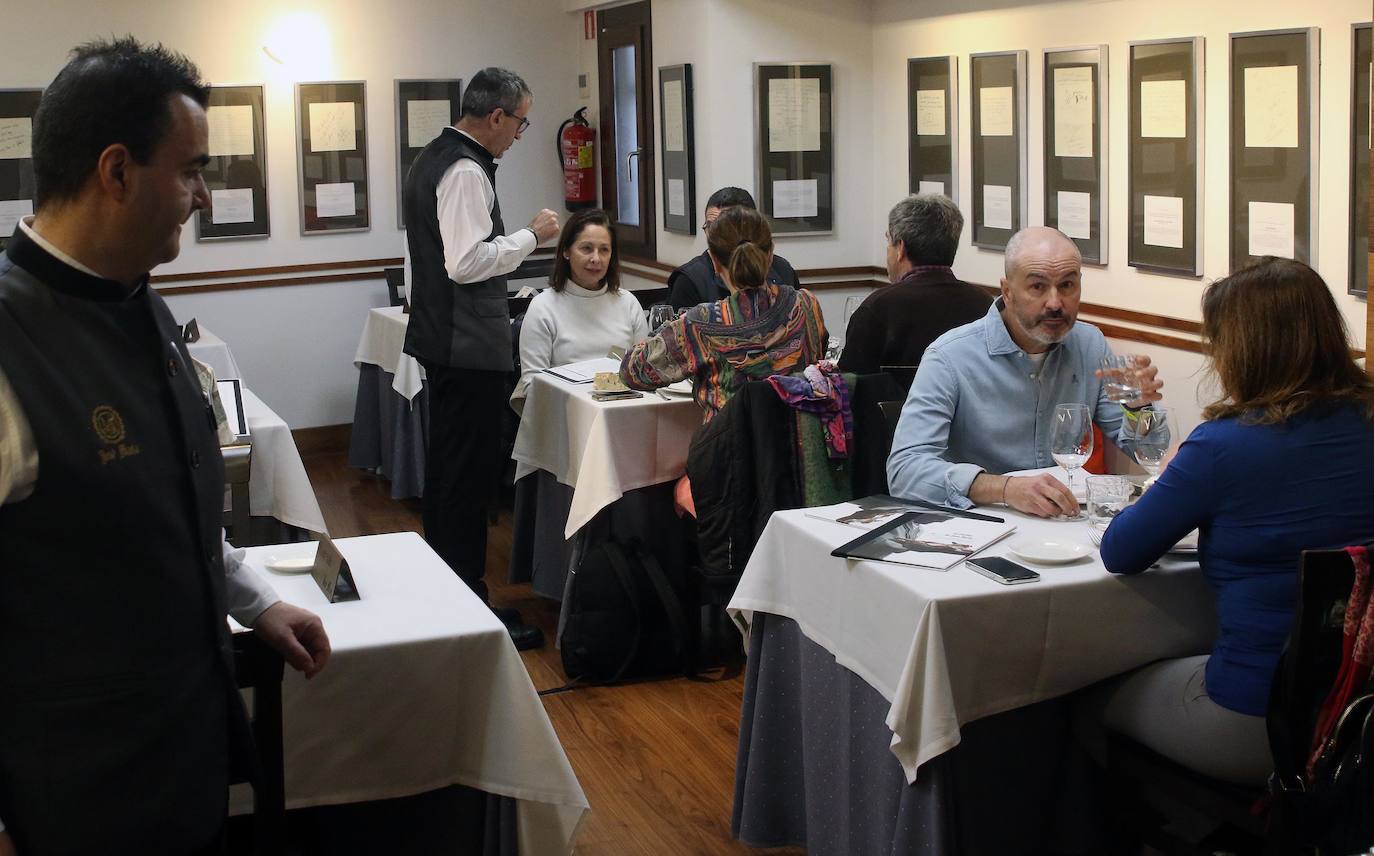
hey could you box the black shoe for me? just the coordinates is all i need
[507,621,545,651]
[491,606,523,626]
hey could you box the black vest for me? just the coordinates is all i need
[402,128,512,371]
[666,250,800,310]
[0,227,239,854]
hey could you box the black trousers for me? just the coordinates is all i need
[419,361,508,602]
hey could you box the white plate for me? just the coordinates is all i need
[264,551,317,574]
[1007,539,1094,565]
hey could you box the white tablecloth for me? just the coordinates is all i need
[353,306,426,402]
[511,371,702,538]
[240,532,588,854]
[188,326,243,382]
[241,389,328,535]
[728,508,1216,783]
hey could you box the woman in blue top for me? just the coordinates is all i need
[1095,257,1374,785]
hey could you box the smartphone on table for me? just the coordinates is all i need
[966,556,1040,585]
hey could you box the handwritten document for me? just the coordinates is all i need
[207,106,254,157]
[916,90,945,136]
[315,182,357,219]
[0,199,32,238]
[983,184,1012,230]
[773,179,818,219]
[1248,201,1294,258]
[309,102,357,153]
[0,118,33,160]
[979,87,1013,137]
[406,100,451,148]
[1057,190,1091,239]
[1054,67,1094,158]
[1143,195,1184,249]
[1140,80,1186,139]
[1244,66,1299,149]
[768,78,821,152]
[667,178,686,217]
[211,188,254,224]
[918,180,945,197]
[663,80,684,152]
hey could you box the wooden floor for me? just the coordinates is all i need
[306,451,802,856]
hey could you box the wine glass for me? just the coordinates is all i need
[647,303,675,333]
[1051,403,1094,516]
[1131,407,1175,480]
[843,296,862,329]
[1099,354,1143,405]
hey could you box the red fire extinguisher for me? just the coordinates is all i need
[557,107,596,212]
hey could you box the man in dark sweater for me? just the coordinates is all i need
[666,186,799,310]
[838,194,992,388]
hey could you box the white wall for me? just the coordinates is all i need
[3,0,582,426]
[872,0,1369,348]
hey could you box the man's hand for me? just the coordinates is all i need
[1004,474,1079,518]
[528,209,560,244]
[252,602,331,679]
[0,830,16,856]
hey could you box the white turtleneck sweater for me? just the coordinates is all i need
[511,280,650,410]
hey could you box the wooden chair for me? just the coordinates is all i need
[232,630,287,856]
[383,267,406,308]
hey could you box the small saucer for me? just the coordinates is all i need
[1007,540,1094,565]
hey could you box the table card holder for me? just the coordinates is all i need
[296,81,371,235]
[907,56,959,203]
[1228,28,1319,271]
[311,536,360,603]
[181,318,201,343]
[214,378,248,444]
[970,51,1028,251]
[0,88,42,252]
[197,84,270,241]
[1044,45,1109,264]
[1350,24,1371,297]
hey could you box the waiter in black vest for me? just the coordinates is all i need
[402,68,557,650]
[665,186,800,310]
[0,38,329,855]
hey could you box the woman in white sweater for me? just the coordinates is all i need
[511,208,649,411]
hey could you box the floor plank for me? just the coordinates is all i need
[307,453,802,855]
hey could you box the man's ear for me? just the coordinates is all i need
[999,277,1011,301]
[95,144,134,202]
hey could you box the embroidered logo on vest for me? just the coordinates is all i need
[92,405,140,464]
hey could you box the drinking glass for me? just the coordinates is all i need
[1099,354,1143,405]
[1131,407,1175,479]
[825,335,844,362]
[1086,475,1132,532]
[1051,403,1094,516]
[843,296,862,329]
[647,303,675,333]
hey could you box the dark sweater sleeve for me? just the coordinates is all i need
[666,270,696,310]
[836,303,880,375]
[1099,424,1219,575]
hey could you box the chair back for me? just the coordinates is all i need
[383,267,406,308]
[222,443,253,547]
[232,630,286,855]
[632,286,670,309]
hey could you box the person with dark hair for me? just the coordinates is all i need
[837,194,991,386]
[620,205,826,419]
[1090,257,1374,785]
[0,37,329,854]
[402,65,558,650]
[511,208,647,410]
[666,186,800,310]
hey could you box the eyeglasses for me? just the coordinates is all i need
[503,110,530,133]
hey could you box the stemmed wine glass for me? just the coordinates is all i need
[1050,403,1093,518]
[647,303,675,333]
[1130,407,1175,480]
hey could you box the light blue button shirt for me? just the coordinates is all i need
[887,299,1135,508]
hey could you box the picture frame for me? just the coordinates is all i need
[659,64,696,235]
[295,80,370,235]
[1043,45,1108,264]
[197,84,269,241]
[753,62,833,236]
[1350,23,1371,297]
[394,78,462,230]
[0,88,42,252]
[969,50,1028,251]
[907,55,958,204]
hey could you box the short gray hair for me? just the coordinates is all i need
[887,193,963,266]
[1004,226,1081,278]
[461,67,531,118]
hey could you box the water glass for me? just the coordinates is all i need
[1086,475,1132,532]
[1131,407,1175,478]
[1100,354,1143,404]
[647,303,675,333]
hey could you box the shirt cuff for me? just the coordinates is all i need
[513,226,538,253]
[944,463,984,510]
[223,540,281,626]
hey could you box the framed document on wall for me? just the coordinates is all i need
[197,84,269,241]
[907,55,958,204]
[754,62,832,236]
[970,50,1027,251]
[0,88,41,251]
[659,64,696,235]
[1044,45,1108,264]
[1128,37,1204,276]
[1350,24,1371,298]
[296,81,370,235]
[395,78,461,229]
[1228,28,1319,272]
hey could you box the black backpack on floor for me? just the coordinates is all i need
[559,539,689,683]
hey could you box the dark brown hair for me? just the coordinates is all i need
[1200,257,1374,425]
[705,205,773,291]
[548,208,619,292]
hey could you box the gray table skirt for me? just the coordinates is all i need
[348,363,429,500]
[733,613,1102,855]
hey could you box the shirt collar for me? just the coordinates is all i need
[19,216,104,279]
[9,216,145,302]
[893,265,954,285]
